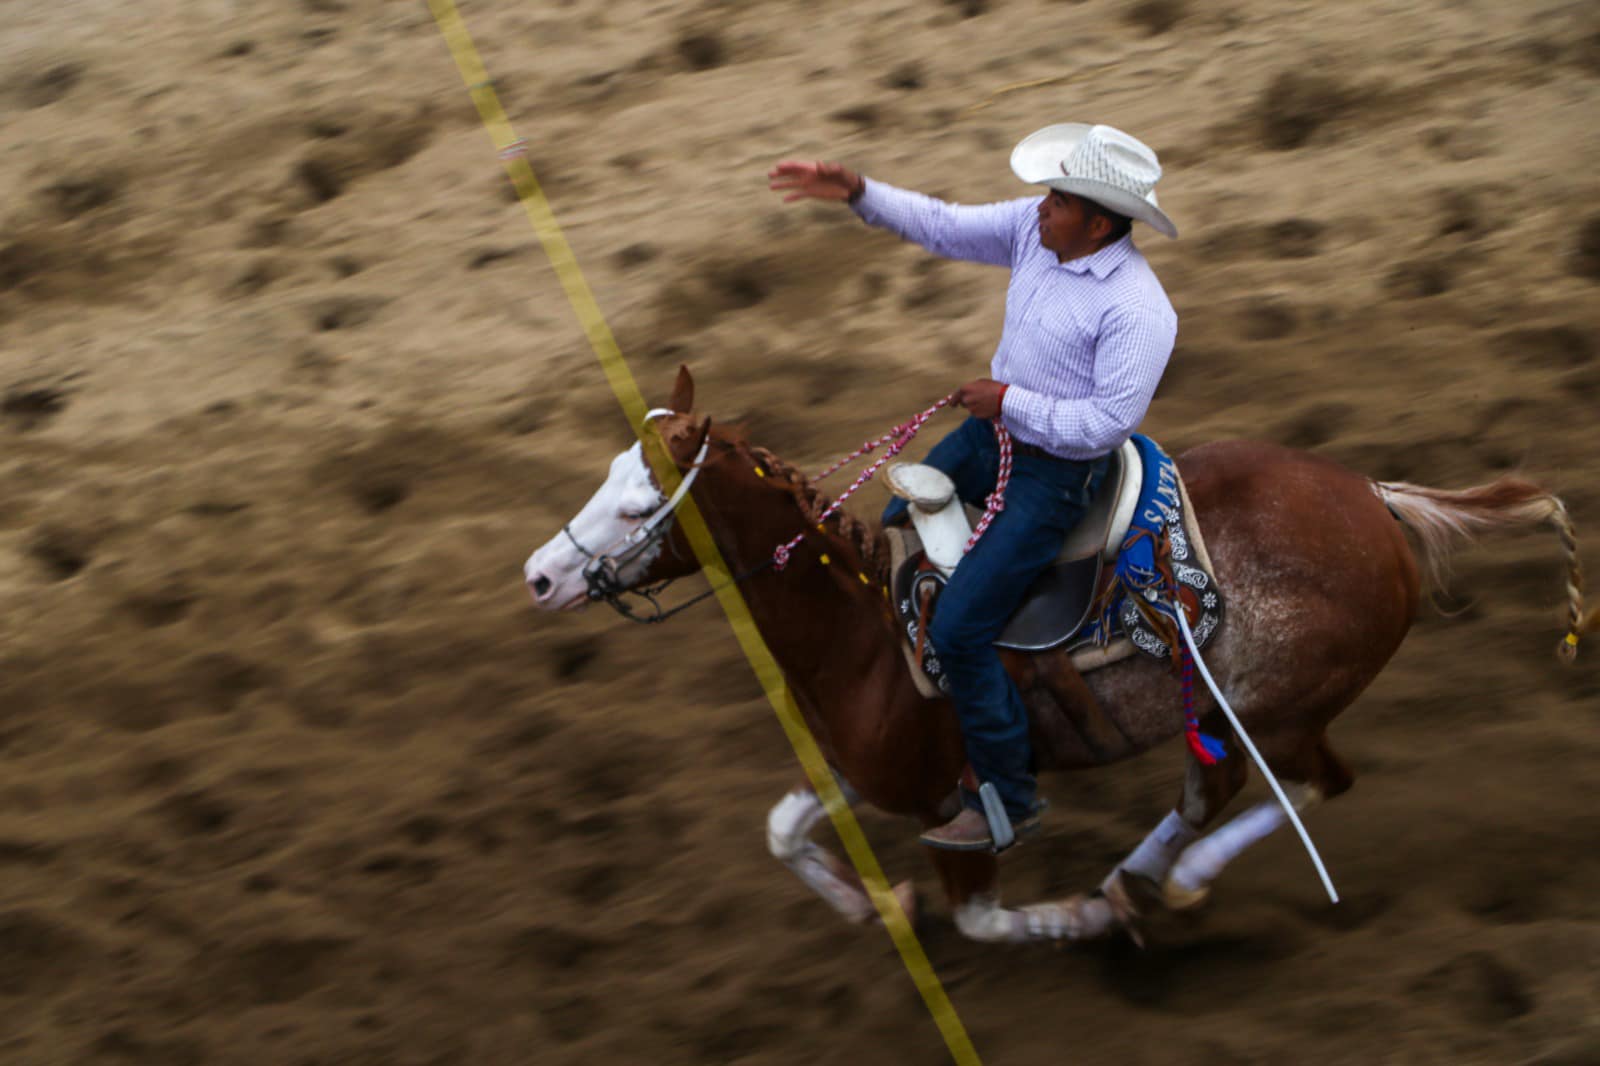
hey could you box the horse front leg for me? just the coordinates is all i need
[927,847,1122,944]
[766,782,916,926]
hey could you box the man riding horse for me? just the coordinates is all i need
[769,123,1181,851]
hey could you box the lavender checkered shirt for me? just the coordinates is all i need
[853,179,1177,460]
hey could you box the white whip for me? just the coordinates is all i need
[1175,607,1340,904]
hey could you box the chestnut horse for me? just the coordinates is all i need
[525,368,1592,944]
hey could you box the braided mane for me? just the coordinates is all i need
[742,442,893,586]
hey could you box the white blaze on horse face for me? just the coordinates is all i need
[524,442,666,610]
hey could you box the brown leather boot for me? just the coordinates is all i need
[919,805,1043,852]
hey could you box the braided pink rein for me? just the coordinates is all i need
[772,396,1012,569]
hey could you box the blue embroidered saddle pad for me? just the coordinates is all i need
[1086,433,1224,660]
[891,434,1223,691]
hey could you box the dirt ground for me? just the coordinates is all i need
[2,1,1597,1063]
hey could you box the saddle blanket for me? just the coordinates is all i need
[1089,433,1224,660]
[891,434,1223,698]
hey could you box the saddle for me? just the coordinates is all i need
[886,434,1224,698]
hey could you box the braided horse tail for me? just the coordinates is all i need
[1374,476,1596,662]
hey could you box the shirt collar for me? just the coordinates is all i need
[1056,235,1133,279]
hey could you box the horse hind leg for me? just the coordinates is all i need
[942,725,1256,946]
[1097,722,1251,931]
[1164,733,1353,910]
[766,783,916,927]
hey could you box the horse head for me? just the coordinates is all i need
[524,366,708,612]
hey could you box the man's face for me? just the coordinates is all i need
[1037,190,1108,263]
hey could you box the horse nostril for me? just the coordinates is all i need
[531,575,552,598]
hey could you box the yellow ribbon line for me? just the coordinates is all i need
[425,4,980,1063]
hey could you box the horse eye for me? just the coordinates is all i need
[620,508,651,522]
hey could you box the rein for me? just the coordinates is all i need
[774,395,1013,567]
[587,396,1013,623]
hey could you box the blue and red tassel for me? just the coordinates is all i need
[1178,639,1227,765]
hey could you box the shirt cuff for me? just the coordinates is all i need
[850,177,890,225]
[1000,381,1041,435]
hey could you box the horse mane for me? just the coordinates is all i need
[729,436,892,586]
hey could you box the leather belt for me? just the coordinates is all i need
[1012,440,1075,462]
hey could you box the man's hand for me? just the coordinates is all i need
[953,378,1008,420]
[767,160,865,204]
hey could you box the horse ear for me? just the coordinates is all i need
[668,365,694,414]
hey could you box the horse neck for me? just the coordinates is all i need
[690,443,897,700]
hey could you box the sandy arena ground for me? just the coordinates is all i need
[1,1,1597,1063]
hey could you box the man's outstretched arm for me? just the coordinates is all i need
[768,159,1022,268]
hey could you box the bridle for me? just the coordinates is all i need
[568,408,775,624]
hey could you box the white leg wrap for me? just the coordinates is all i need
[953,895,1025,942]
[954,894,1117,943]
[766,787,875,924]
[1102,810,1199,892]
[766,789,825,861]
[1168,785,1319,895]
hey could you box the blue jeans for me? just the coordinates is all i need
[885,418,1109,820]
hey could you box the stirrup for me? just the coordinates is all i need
[978,782,1017,851]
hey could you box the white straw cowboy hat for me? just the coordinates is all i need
[1010,123,1178,238]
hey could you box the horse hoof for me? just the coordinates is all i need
[890,879,919,929]
[1100,874,1147,949]
[1163,875,1211,912]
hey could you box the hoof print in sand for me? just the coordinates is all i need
[1237,297,1298,341]
[157,789,235,837]
[466,246,526,270]
[1423,124,1495,162]
[1410,951,1533,1023]
[1494,325,1594,370]
[654,256,772,332]
[40,173,122,221]
[88,1029,204,1066]
[1571,216,1600,281]
[186,652,275,713]
[10,61,83,109]
[883,61,924,91]
[359,851,439,886]
[0,909,95,995]
[1434,187,1501,240]
[1277,401,1354,449]
[507,925,610,974]
[1384,258,1454,299]
[829,104,881,129]
[549,637,603,681]
[308,293,388,331]
[560,861,625,904]
[3,382,71,432]
[212,935,350,1006]
[612,242,659,270]
[25,523,95,580]
[1262,218,1325,258]
[675,30,727,72]
[122,583,195,628]
[231,258,286,296]
[1255,71,1355,150]
[1124,0,1186,37]
[292,111,433,206]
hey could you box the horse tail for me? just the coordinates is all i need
[1374,476,1591,662]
